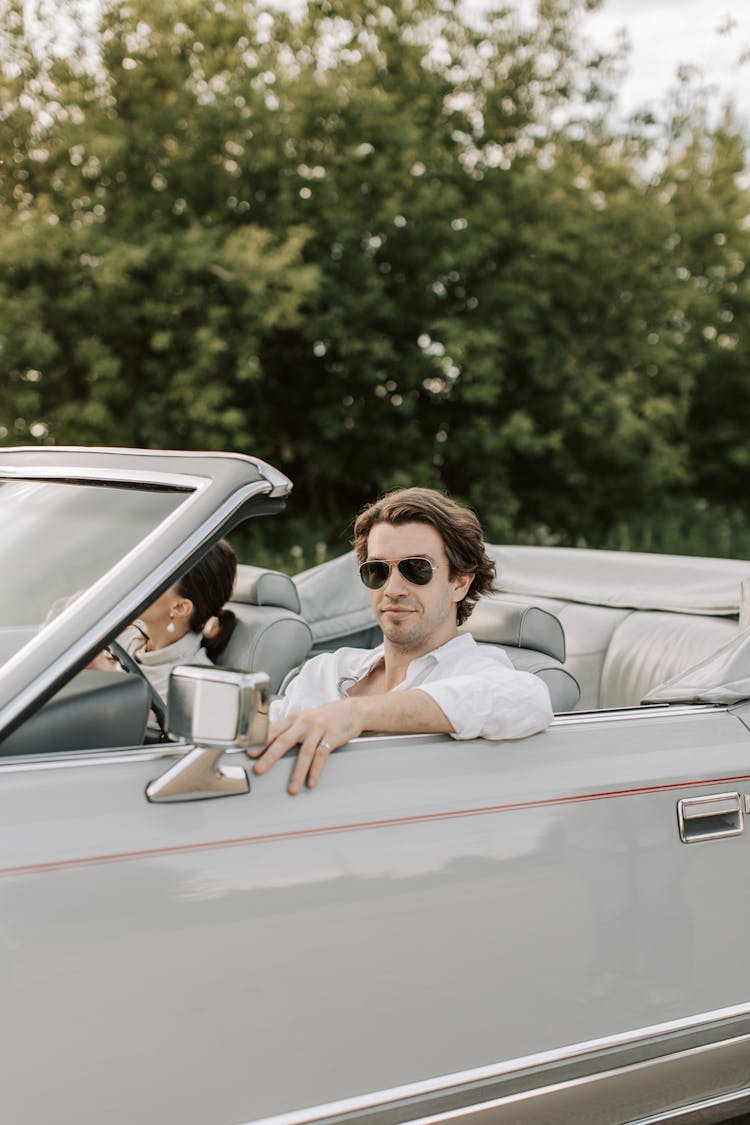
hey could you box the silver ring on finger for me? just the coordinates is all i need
[319,739,333,752]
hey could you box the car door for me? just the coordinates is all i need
[5,701,750,1125]
[4,448,750,1125]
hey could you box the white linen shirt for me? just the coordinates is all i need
[270,632,552,740]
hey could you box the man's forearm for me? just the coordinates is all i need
[350,688,454,736]
[252,690,454,795]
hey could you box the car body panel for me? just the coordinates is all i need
[3,447,750,1125]
[4,707,750,1124]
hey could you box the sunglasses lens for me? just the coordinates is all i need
[399,558,433,585]
[359,558,434,588]
[359,561,390,589]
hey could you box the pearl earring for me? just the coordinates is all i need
[166,614,176,634]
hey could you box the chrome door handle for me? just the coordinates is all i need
[677,792,743,843]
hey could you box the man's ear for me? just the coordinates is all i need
[451,573,473,603]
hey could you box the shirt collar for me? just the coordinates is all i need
[403,632,475,675]
[349,632,475,682]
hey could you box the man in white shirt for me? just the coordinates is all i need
[249,487,553,794]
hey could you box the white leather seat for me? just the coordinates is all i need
[600,611,738,709]
[217,565,313,693]
[462,597,581,713]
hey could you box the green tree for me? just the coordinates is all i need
[1,0,749,553]
[0,0,320,452]
[665,109,750,509]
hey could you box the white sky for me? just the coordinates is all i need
[30,0,750,132]
[582,0,750,127]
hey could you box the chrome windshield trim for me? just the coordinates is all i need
[244,456,294,497]
[0,479,273,735]
[0,466,204,489]
[240,1002,750,1125]
[0,448,293,497]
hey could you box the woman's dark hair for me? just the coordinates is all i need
[352,487,496,626]
[177,539,237,660]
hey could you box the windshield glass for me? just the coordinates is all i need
[0,478,187,663]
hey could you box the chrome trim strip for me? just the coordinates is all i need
[352,705,726,739]
[631,1085,750,1123]
[312,1034,750,1125]
[240,1002,750,1125]
[0,744,181,773]
[551,703,724,726]
[2,711,744,772]
[335,1034,750,1125]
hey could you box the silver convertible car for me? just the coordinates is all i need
[4,446,750,1125]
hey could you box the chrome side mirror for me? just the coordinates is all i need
[166,665,270,750]
[146,667,270,803]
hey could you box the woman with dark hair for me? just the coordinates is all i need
[116,538,237,700]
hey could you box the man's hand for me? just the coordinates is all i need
[247,689,453,795]
[248,699,367,795]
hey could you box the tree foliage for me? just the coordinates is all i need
[1,0,749,551]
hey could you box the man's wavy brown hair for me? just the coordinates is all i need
[352,487,496,626]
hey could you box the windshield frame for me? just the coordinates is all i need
[0,449,288,742]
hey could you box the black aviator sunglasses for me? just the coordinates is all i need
[359,557,435,590]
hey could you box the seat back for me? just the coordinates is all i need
[217,565,313,693]
[599,610,738,709]
[481,592,740,710]
[461,597,581,713]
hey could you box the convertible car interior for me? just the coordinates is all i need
[211,561,579,711]
[203,543,750,720]
[290,543,750,715]
[0,669,151,756]
[4,540,750,759]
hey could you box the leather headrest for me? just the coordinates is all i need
[461,597,565,663]
[233,565,301,615]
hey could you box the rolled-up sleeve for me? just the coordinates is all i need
[417,661,553,740]
[269,636,553,741]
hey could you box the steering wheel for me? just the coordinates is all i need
[107,640,169,740]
